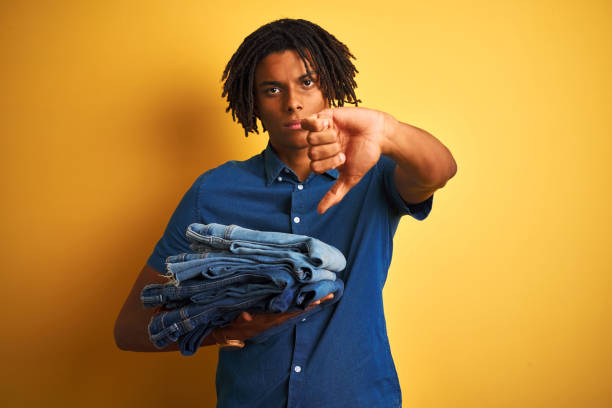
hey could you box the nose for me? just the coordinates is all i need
[285,89,303,113]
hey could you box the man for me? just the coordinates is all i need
[115,18,456,407]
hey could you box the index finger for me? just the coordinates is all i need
[301,115,329,132]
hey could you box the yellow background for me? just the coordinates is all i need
[1,0,610,407]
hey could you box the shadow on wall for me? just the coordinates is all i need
[144,82,240,175]
[105,81,233,406]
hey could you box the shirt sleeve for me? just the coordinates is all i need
[146,174,205,273]
[379,155,434,220]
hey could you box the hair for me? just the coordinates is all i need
[221,18,360,136]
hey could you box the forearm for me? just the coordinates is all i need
[114,265,318,352]
[114,265,216,352]
[380,114,457,201]
[114,304,179,352]
[114,266,176,351]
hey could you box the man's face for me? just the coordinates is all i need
[254,49,328,152]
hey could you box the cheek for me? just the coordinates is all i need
[310,92,327,110]
[254,99,272,122]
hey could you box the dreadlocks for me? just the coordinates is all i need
[221,19,360,136]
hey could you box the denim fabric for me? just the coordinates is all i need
[163,251,337,284]
[141,273,284,308]
[148,293,270,349]
[186,223,346,272]
[147,143,434,407]
[144,224,347,355]
[148,278,344,353]
[142,268,296,308]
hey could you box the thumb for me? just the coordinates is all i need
[316,108,335,120]
[317,177,358,214]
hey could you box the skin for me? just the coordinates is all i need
[254,50,329,181]
[113,49,456,352]
[254,50,457,214]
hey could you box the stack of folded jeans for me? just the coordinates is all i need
[141,223,346,355]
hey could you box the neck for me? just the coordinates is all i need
[270,144,311,182]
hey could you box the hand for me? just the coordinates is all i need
[212,293,335,347]
[301,107,389,214]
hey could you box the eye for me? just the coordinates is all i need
[302,78,314,87]
[266,87,280,95]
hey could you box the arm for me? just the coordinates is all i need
[114,265,182,351]
[302,107,456,213]
[381,115,457,204]
[114,265,333,351]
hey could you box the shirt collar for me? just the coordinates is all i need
[263,143,339,186]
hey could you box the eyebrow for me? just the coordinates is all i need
[257,71,318,88]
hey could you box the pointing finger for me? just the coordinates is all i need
[301,115,330,132]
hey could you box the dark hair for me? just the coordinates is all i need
[221,18,360,136]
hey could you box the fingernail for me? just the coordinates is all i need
[323,119,329,128]
[339,152,345,162]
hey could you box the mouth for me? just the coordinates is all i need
[283,120,303,130]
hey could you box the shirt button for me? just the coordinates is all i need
[284,168,290,173]
[294,365,302,373]
[277,176,283,182]
[293,216,300,224]
[301,318,307,322]
[297,184,304,190]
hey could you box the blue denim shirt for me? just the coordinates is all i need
[148,144,433,408]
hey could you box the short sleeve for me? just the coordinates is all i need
[146,174,205,273]
[379,155,434,220]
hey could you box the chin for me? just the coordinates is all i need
[271,130,308,147]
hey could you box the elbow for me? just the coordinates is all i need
[113,320,131,351]
[424,160,457,190]
[443,157,457,186]
[113,317,144,352]
[449,156,458,179]
[114,316,159,352]
[432,155,457,189]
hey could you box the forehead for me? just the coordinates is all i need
[254,50,315,82]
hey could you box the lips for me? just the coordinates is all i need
[283,120,303,130]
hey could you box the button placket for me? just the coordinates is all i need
[290,179,306,234]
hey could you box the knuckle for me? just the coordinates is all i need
[307,133,316,145]
[320,129,333,141]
